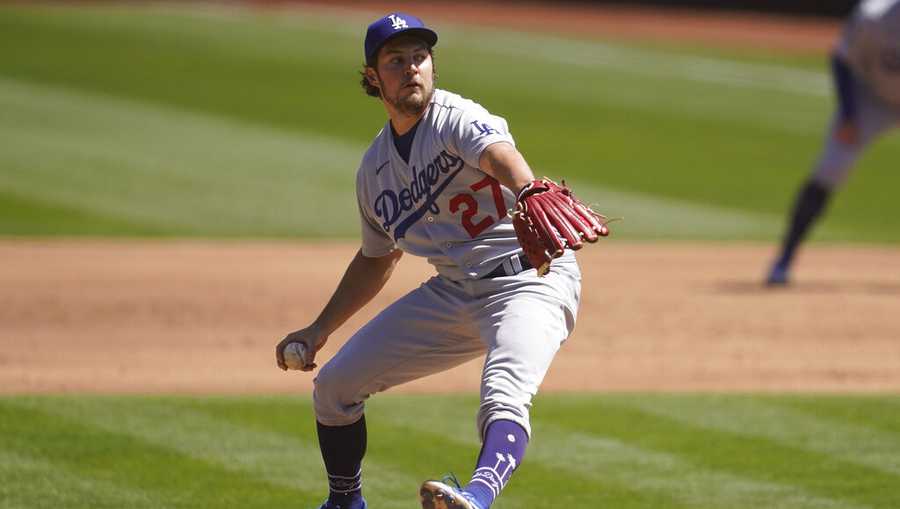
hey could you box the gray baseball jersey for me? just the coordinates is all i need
[837,0,900,108]
[356,88,524,281]
[314,88,581,439]
[814,0,900,188]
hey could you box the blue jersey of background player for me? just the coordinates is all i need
[767,0,900,285]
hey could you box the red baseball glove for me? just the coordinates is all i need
[512,178,610,276]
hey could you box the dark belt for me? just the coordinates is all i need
[483,253,534,278]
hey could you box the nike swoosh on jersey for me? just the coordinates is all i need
[375,161,390,175]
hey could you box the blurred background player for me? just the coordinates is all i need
[767,0,900,285]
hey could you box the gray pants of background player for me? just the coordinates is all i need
[813,79,900,189]
[314,253,581,439]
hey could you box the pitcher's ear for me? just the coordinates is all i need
[365,68,380,87]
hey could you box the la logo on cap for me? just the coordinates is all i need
[364,12,438,60]
[388,14,408,30]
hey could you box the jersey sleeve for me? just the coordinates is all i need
[356,168,397,258]
[443,105,516,170]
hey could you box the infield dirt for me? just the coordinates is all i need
[3,240,899,394]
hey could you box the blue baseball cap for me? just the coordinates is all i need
[364,12,438,61]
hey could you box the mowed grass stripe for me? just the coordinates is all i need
[0,78,359,237]
[0,189,165,236]
[772,395,900,435]
[0,401,306,508]
[546,396,899,508]
[168,396,673,508]
[366,403,678,509]
[0,451,162,509]
[9,397,421,509]
[454,29,830,96]
[0,76,791,240]
[529,426,861,509]
[3,3,900,240]
[369,396,858,509]
[214,7,900,240]
[168,396,425,508]
[3,3,827,134]
[568,178,791,240]
[180,397,519,508]
[3,395,899,508]
[612,395,900,476]
[0,2,831,144]
[0,4,384,143]
[8,398,328,506]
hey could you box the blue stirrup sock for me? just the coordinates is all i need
[463,419,529,509]
[777,179,831,269]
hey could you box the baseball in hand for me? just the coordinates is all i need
[283,342,309,370]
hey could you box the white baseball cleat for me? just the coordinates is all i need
[419,479,483,509]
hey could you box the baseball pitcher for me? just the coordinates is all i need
[275,12,609,509]
[767,0,900,285]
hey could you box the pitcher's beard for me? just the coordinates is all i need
[388,86,433,117]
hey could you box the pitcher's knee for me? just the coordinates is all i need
[811,168,846,191]
[313,362,365,426]
[477,397,532,440]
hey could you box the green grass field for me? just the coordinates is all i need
[2,394,899,509]
[1,3,899,241]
